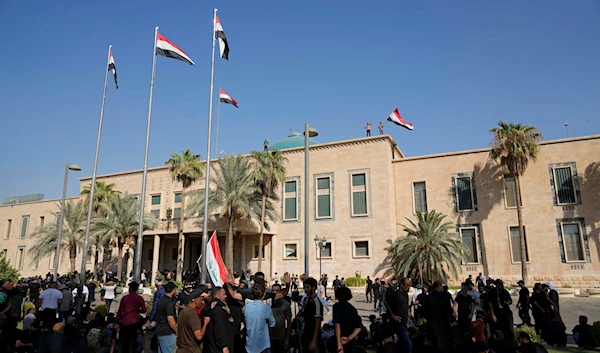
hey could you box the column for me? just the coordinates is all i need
[126,248,134,276]
[241,235,246,273]
[270,234,277,280]
[176,231,185,282]
[151,234,160,284]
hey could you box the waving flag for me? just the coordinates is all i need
[387,108,414,130]
[219,89,238,108]
[156,33,195,65]
[108,50,118,88]
[215,15,229,60]
[206,231,227,286]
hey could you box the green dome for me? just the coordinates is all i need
[268,132,318,151]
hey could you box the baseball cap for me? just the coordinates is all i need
[188,290,202,301]
[164,282,177,292]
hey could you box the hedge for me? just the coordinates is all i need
[345,277,367,287]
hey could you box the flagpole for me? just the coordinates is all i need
[80,45,112,285]
[215,86,221,157]
[200,9,218,284]
[134,27,159,282]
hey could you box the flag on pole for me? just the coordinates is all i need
[156,33,195,65]
[219,89,238,108]
[108,50,118,89]
[206,231,227,286]
[215,15,229,60]
[386,108,414,130]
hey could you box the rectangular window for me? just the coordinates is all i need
[354,241,369,257]
[317,242,332,258]
[456,176,474,211]
[20,216,29,238]
[151,195,161,205]
[146,248,154,261]
[553,167,576,205]
[413,182,427,213]
[316,177,332,219]
[253,245,265,259]
[503,176,518,208]
[460,228,478,263]
[17,246,25,270]
[40,216,45,228]
[561,223,585,262]
[171,248,177,261]
[351,173,368,216]
[5,220,11,239]
[48,252,55,269]
[174,207,181,219]
[55,213,62,225]
[283,180,298,221]
[284,244,297,259]
[151,210,160,219]
[174,193,182,203]
[509,226,530,263]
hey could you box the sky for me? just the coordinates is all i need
[1,1,599,200]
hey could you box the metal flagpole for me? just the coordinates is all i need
[80,45,112,285]
[134,27,159,282]
[200,9,218,284]
[215,86,221,157]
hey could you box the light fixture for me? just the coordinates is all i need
[305,127,319,137]
[68,164,82,171]
[313,235,319,246]
[321,236,327,247]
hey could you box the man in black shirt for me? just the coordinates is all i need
[454,286,474,334]
[155,282,178,353]
[365,276,373,303]
[86,280,96,303]
[517,280,531,325]
[332,287,362,353]
[489,279,514,344]
[372,279,380,310]
[301,277,325,353]
[384,277,412,353]
[28,278,41,304]
[205,287,235,353]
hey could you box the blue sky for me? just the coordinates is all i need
[1,1,599,200]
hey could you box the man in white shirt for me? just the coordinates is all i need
[72,284,89,302]
[37,282,63,321]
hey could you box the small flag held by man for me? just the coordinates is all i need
[108,50,118,89]
[219,89,238,108]
[156,32,195,65]
[215,15,229,60]
[387,108,414,130]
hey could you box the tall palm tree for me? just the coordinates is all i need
[29,200,88,273]
[92,193,156,281]
[166,149,204,282]
[251,150,287,271]
[81,181,120,275]
[489,121,543,284]
[389,210,468,283]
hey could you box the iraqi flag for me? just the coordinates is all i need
[108,50,118,89]
[156,33,195,65]
[219,89,238,108]
[215,15,229,60]
[206,231,227,286]
[387,108,414,130]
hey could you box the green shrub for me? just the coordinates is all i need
[174,281,183,289]
[23,302,35,313]
[591,321,600,346]
[345,277,366,287]
[514,325,541,344]
[146,302,153,316]
[0,257,20,282]
[94,304,109,317]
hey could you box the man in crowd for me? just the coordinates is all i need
[37,282,62,322]
[115,281,147,353]
[454,285,474,334]
[57,283,72,321]
[517,280,531,325]
[177,290,207,353]
[489,279,514,344]
[155,282,178,353]
[205,286,235,353]
[365,276,373,303]
[270,284,292,353]
[385,277,412,353]
[372,278,381,311]
[244,282,276,353]
[301,277,325,353]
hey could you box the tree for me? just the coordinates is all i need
[489,121,543,285]
[81,181,120,275]
[166,149,204,282]
[92,193,156,281]
[250,149,287,271]
[0,256,20,282]
[29,200,87,273]
[388,210,468,283]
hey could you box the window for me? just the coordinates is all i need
[151,210,160,219]
[453,174,476,211]
[17,246,25,270]
[48,251,55,269]
[354,241,369,257]
[253,245,265,259]
[561,223,585,262]
[460,228,479,263]
[146,248,154,261]
[55,213,61,225]
[4,220,11,239]
[151,195,161,205]
[503,176,518,208]
[351,173,368,216]
[171,248,177,261]
[40,216,45,227]
[552,165,577,205]
[174,193,182,203]
[509,226,529,263]
[316,176,332,219]
[20,216,29,238]
[317,242,332,258]
[174,208,181,219]
[413,182,427,213]
[283,180,298,221]
[284,244,297,259]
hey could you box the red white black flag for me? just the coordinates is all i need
[156,33,195,65]
[387,108,414,130]
[108,50,118,89]
[215,15,229,60]
[219,89,238,108]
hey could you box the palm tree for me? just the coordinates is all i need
[165,149,204,282]
[92,193,156,281]
[388,210,468,283]
[29,200,88,272]
[81,181,120,275]
[489,121,543,284]
[251,149,287,271]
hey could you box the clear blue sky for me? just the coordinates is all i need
[1,1,599,200]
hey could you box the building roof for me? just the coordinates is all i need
[268,132,318,151]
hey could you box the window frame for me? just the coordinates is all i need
[151,209,160,219]
[17,246,25,270]
[146,248,154,262]
[4,219,11,239]
[508,226,530,264]
[283,243,299,260]
[40,216,45,228]
[412,181,428,214]
[315,174,334,220]
[316,241,333,259]
[151,194,162,206]
[459,226,480,264]
[502,175,518,209]
[552,165,578,206]
[455,175,475,212]
[560,222,586,263]
[349,169,370,218]
[20,215,30,239]
[173,207,182,219]
[283,178,300,222]
[252,244,266,260]
[174,192,182,204]
[352,239,371,259]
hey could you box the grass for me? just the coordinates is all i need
[548,349,596,353]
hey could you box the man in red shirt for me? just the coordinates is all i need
[115,281,147,353]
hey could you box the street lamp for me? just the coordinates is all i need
[314,235,327,279]
[304,124,319,277]
[54,163,81,282]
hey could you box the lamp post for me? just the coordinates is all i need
[314,235,327,279]
[54,162,82,282]
[304,124,318,277]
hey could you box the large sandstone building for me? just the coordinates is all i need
[1,133,599,286]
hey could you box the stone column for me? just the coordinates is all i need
[127,247,134,276]
[176,232,185,282]
[151,234,160,284]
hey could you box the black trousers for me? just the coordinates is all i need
[119,323,140,353]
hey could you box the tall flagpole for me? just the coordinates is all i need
[215,86,221,156]
[134,27,159,282]
[200,9,218,284]
[80,45,112,285]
